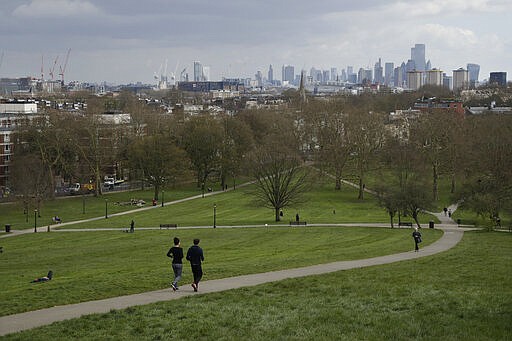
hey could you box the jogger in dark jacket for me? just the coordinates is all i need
[186,238,204,292]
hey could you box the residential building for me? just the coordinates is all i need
[425,69,443,87]
[0,100,40,189]
[453,68,469,91]
[407,70,423,90]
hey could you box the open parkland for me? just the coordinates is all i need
[0,177,510,340]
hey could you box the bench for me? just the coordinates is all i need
[160,223,178,229]
[290,221,307,226]
[398,222,413,227]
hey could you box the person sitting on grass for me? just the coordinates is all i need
[31,270,53,283]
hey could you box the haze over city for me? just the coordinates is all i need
[1,0,511,84]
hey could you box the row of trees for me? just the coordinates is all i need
[10,88,512,225]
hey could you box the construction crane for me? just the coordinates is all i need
[49,56,59,80]
[180,67,187,82]
[58,48,71,85]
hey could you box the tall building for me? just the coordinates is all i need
[193,61,204,81]
[374,58,383,84]
[425,69,443,86]
[467,63,480,87]
[394,66,403,87]
[411,43,426,71]
[385,62,394,86]
[255,71,263,87]
[268,65,273,84]
[443,73,453,90]
[453,68,469,91]
[489,72,506,86]
[202,66,210,81]
[340,69,347,82]
[330,68,338,82]
[282,65,295,84]
[407,70,423,90]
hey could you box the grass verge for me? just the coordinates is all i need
[3,230,510,340]
[0,226,441,316]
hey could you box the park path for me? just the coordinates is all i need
[0,224,468,337]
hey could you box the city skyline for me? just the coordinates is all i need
[0,0,511,84]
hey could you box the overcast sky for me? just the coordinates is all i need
[1,0,510,84]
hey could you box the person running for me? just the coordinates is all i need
[186,238,204,292]
[412,227,422,252]
[166,237,184,291]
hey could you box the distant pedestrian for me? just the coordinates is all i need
[167,237,184,291]
[443,207,447,216]
[412,227,422,252]
[448,209,452,218]
[296,213,300,222]
[186,238,204,292]
[130,220,135,233]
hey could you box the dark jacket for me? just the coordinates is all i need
[412,231,422,243]
[167,246,184,264]
[186,245,204,265]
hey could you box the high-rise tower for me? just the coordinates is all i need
[268,64,274,84]
[411,44,426,71]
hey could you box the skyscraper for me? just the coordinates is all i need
[467,63,480,87]
[330,68,338,82]
[268,64,274,84]
[411,43,426,71]
[282,65,295,84]
[374,58,383,84]
[385,62,394,86]
[193,61,203,81]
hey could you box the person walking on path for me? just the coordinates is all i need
[166,237,183,291]
[186,238,204,292]
[129,220,135,233]
[412,227,422,252]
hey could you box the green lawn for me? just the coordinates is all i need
[3,231,510,340]
[48,180,438,230]
[0,226,441,316]
[0,184,205,230]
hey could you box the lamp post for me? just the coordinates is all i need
[34,209,38,233]
[161,190,164,207]
[213,203,217,228]
[202,182,205,198]
[105,199,108,219]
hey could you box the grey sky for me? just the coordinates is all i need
[1,0,510,84]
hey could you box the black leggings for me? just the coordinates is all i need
[191,264,203,284]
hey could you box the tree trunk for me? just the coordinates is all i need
[412,211,421,228]
[358,177,364,200]
[390,213,394,228]
[432,163,438,201]
[275,207,281,222]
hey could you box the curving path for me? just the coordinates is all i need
[0,223,469,337]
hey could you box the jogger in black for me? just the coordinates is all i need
[186,238,204,292]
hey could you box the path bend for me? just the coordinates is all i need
[0,226,466,337]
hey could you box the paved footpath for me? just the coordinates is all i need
[0,223,469,337]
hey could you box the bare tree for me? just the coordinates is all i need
[250,148,309,222]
